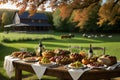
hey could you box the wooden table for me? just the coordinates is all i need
[13,60,120,80]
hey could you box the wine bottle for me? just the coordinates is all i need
[37,40,43,56]
[88,44,93,59]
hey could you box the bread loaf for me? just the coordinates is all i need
[42,50,55,58]
[97,55,117,66]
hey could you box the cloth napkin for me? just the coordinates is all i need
[31,62,47,80]
[107,62,120,70]
[68,68,90,80]
[4,56,20,78]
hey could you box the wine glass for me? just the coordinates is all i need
[68,46,80,53]
[20,48,27,52]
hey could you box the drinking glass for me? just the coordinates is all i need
[68,46,80,53]
[20,48,27,52]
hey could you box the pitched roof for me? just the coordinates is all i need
[4,12,52,28]
[19,12,48,20]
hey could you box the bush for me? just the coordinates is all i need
[1,37,55,43]
[53,9,77,32]
[0,43,4,48]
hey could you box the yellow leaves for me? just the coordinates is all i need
[28,4,37,16]
[73,4,97,28]
[71,0,81,9]
[18,3,37,16]
[23,0,29,3]
[29,9,37,16]
[16,2,23,7]
[72,9,89,28]
[98,0,120,26]
[59,3,73,20]
[73,10,81,22]
[29,0,34,2]
[0,0,8,4]
[48,0,57,11]
[18,5,27,15]
[97,19,105,27]
[38,4,45,11]
[118,8,120,14]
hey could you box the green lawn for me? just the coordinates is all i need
[0,32,120,80]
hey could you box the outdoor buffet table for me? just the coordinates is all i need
[12,60,120,80]
[3,46,120,80]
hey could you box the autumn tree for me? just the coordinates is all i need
[53,8,77,32]
[52,3,74,32]
[1,12,11,31]
[51,0,101,32]
[1,10,15,25]
[53,8,61,30]
[0,0,100,15]
[59,3,73,20]
[44,12,54,29]
[3,0,120,32]
[72,2,100,32]
[82,3,100,32]
[98,0,120,26]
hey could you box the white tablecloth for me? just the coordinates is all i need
[31,62,47,80]
[4,56,19,78]
[68,62,120,80]
[68,68,91,80]
[107,62,120,70]
[4,55,120,80]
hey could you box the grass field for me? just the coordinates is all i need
[0,32,120,80]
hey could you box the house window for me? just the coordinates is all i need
[32,20,34,22]
[38,20,41,23]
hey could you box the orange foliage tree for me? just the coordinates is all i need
[0,0,100,15]
[59,3,73,20]
[97,0,120,26]
[1,0,120,32]
[70,2,100,29]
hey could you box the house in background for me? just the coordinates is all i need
[4,11,52,32]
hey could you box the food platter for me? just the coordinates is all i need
[39,61,57,67]
[23,57,39,62]
[64,64,86,69]
[86,63,107,69]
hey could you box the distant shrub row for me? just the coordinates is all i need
[0,43,4,48]
[1,37,55,43]
[0,43,2,46]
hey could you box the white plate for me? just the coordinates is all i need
[87,64,107,69]
[65,64,87,69]
[23,57,39,62]
[23,59,38,62]
[39,62,57,67]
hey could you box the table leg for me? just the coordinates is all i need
[15,67,22,80]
